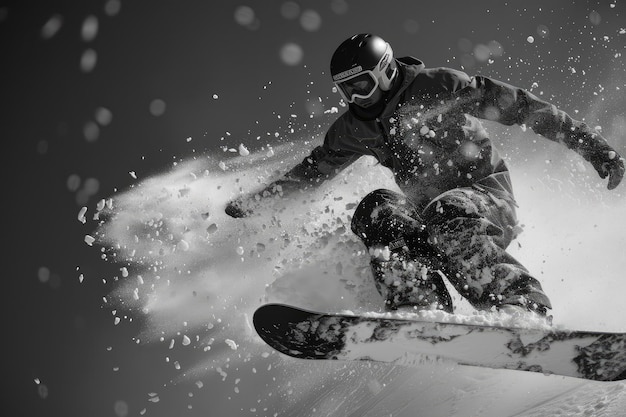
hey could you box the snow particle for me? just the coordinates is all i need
[537,24,549,39]
[177,240,190,251]
[234,6,259,29]
[95,107,113,126]
[281,1,301,19]
[526,36,535,44]
[113,400,129,417]
[330,0,349,14]
[67,174,81,192]
[78,207,88,223]
[589,10,602,26]
[104,0,122,17]
[38,267,51,283]
[83,121,100,142]
[299,10,322,32]
[149,99,166,116]
[234,6,255,25]
[41,14,63,39]
[238,144,250,156]
[80,49,98,73]
[81,15,98,42]
[280,43,304,66]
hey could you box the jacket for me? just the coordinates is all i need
[265,57,617,210]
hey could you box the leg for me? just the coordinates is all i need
[351,189,453,312]
[422,188,552,314]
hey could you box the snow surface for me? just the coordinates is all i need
[87,133,626,416]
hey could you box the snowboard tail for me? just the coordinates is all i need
[253,303,626,381]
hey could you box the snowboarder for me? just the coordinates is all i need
[225,33,624,317]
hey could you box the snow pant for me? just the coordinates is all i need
[350,186,552,314]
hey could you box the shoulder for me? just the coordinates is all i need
[416,67,472,91]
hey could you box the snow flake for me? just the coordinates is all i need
[225,339,238,350]
[84,235,96,246]
[78,207,88,224]
[238,144,250,156]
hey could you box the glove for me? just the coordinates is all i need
[225,197,253,218]
[589,149,625,190]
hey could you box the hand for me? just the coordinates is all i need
[225,197,253,218]
[590,150,625,190]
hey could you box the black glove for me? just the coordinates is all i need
[589,149,625,190]
[225,197,253,218]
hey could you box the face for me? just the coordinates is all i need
[353,87,383,108]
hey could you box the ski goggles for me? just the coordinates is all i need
[334,69,380,103]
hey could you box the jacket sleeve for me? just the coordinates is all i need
[225,118,362,217]
[267,123,362,195]
[459,75,617,168]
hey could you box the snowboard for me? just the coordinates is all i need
[253,303,626,381]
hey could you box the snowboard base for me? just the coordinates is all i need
[253,304,626,381]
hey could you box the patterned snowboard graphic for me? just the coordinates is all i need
[253,304,626,381]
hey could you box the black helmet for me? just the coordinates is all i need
[330,34,398,103]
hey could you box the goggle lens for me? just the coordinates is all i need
[336,72,378,103]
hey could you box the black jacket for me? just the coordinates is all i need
[265,57,617,209]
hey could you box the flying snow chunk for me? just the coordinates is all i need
[526,36,535,44]
[177,240,190,251]
[84,235,96,246]
[280,43,303,66]
[225,339,238,350]
[78,207,88,224]
[238,144,250,156]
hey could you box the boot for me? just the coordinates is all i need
[370,246,453,313]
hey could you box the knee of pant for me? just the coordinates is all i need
[422,192,481,226]
[351,189,409,238]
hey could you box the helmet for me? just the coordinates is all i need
[330,34,398,104]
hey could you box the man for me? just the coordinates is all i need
[226,33,624,317]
